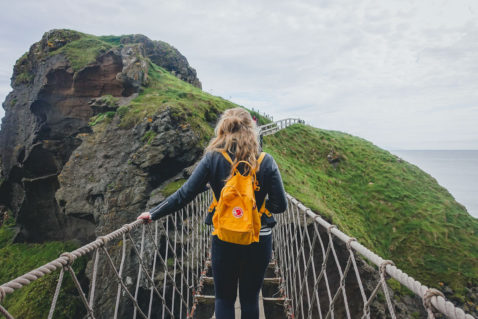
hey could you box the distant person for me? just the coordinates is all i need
[138,107,287,319]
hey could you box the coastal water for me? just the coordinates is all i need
[391,150,478,218]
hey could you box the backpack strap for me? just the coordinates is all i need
[220,151,266,167]
[208,193,217,213]
[259,200,272,217]
[211,151,268,211]
[220,151,234,165]
[257,152,266,166]
[257,152,270,216]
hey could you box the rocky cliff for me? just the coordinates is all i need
[0,29,225,317]
[0,29,203,244]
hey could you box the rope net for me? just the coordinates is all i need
[272,195,475,319]
[0,191,213,319]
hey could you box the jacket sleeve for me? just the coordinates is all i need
[265,156,288,214]
[150,154,210,220]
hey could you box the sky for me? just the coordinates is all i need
[1,0,477,150]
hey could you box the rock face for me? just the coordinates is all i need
[0,29,205,317]
[56,109,201,317]
[0,29,202,244]
[119,34,202,89]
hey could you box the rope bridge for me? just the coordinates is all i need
[0,119,475,319]
[0,192,213,319]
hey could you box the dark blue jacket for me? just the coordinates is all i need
[150,151,288,225]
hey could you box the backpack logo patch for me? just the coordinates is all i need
[232,207,244,218]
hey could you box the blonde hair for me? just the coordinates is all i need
[205,108,260,175]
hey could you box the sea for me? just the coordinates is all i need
[390,150,478,218]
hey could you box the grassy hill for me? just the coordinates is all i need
[263,124,478,303]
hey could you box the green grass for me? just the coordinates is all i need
[117,61,268,145]
[13,52,33,85]
[0,216,87,318]
[13,30,113,85]
[95,94,119,107]
[117,105,129,118]
[141,130,157,144]
[387,278,415,298]
[263,124,478,303]
[118,61,233,137]
[15,30,115,78]
[88,111,116,126]
[49,34,114,71]
[14,72,34,85]
[162,179,186,197]
[98,35,123,45]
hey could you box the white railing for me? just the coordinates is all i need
[259,118,303,136]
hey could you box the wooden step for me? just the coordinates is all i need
[205,260,276,268]
[203,276,279,283]
[205,261,276,269]
[265,261,277,278]
[263,277,281,284]
[262,277,282,298]
[201,276,215,295]
[194,294,216,303]
[193,295,215,319]
[202,291,269,319]
[263,297,288,319]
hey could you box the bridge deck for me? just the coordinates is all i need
[210,290,265,319]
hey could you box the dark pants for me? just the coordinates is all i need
[211,235,272,319]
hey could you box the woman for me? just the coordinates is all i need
[138,107,287,319]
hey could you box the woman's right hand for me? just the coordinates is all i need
[137,211,152,223]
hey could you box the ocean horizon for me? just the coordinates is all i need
[390,150,478,218]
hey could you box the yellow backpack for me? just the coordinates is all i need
[210,151,270,245]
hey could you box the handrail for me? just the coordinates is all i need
[275,194,474,319]
[259,118,303,136]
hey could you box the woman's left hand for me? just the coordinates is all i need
[137,211,152,223]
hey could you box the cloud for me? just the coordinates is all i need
[0,0,477,149]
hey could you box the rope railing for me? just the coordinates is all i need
[272,194,475,319]
[0,120,475,319]
[0,191,213,319]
